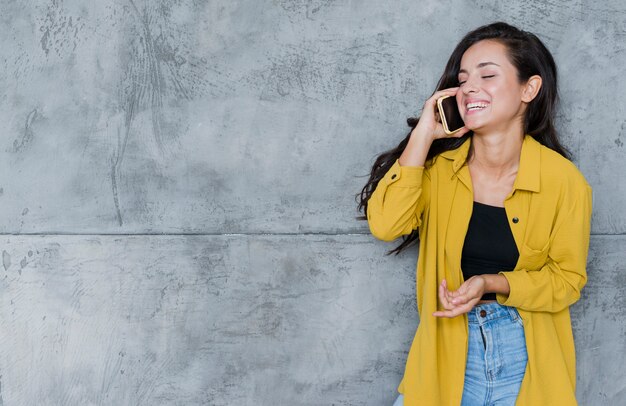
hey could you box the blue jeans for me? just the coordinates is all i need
[393,302,528,406]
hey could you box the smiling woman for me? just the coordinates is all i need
[356,21,592,406]
[455,40,543,145]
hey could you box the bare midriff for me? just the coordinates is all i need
[477,299,497,304]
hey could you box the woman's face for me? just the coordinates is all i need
[455,40,527,134]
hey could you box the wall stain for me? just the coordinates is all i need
[37,0,86,58]
[19,257,27,275]
[2,251,10,271]
[110,0,209,226]
[97,333,125,404]
[275,0,338,20]
[615,120,625,148]
[13,109,39,153]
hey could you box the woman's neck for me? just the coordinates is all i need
[468,132,523,179]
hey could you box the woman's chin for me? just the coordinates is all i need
[463,122,481,132]
[462,119,488,133]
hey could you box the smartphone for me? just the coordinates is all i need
[437,95,465,135]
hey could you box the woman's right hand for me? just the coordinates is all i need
[411,87,471,141]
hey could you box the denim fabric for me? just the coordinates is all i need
[392,302,527,406]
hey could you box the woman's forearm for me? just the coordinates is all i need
[398,131,433,167]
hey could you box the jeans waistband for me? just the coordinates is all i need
[467,301,519,325]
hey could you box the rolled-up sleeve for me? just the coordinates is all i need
[366,158,430,242]
[496,184,593,312]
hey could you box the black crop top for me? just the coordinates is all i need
[460,201,520,301]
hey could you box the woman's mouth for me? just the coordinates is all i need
[466,102,489,114]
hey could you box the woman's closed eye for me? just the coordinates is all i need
[458,75,496,85]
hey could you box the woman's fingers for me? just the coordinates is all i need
[444,280,457,303]
[454,126,471,138]
[449,283,468,304]
[424,87,459,113]
[421,87,459,115]
[434,278,474,317]
[438,281,450,309]
[438,279,456,310]
[434,276,486,317]
[440,279,454,307]
[451,294,467,305]
[429,86,460,101]
[412,86,462,141]
[433,302,472,318]
[439,279,468,309]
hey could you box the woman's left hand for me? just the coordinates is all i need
[432,276,486,318]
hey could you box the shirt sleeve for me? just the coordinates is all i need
[496,184,593,312]
[366,158,430,242]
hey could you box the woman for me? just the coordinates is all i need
[357,22,593,405]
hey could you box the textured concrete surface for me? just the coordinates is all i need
[0,0,624,405]
[0,235,622,405]
[0,235,419,405]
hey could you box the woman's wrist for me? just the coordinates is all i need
[481,274,511,296]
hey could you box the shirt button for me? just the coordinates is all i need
[391,174,397,179]
[512,217,519,223]
[480,310,487,317]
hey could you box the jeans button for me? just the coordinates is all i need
[480,309,487,317]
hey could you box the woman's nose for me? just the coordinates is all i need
[461,77,479,94]
[462,81,478,94]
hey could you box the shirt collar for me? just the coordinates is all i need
[439,134,541,193]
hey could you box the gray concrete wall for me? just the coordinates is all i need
[0,0,623,404]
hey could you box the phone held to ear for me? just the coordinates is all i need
[437,95,465,135]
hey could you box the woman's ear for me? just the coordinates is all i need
[521,75,542,103]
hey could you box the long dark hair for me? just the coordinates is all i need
[356,21,573,256]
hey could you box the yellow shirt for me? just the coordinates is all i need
[367,134,593,405]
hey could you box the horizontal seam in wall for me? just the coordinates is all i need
[0,232,621,237]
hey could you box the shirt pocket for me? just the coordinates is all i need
[518,240,549,271]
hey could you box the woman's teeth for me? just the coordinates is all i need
[467,102,488,111]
